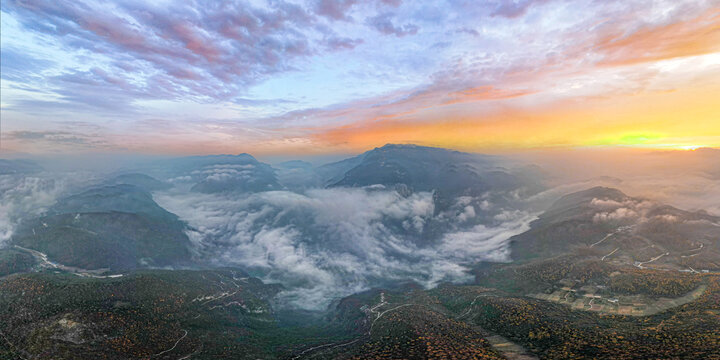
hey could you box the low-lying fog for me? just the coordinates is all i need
[2,146,718,309]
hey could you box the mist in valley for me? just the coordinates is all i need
[3,145,718,310]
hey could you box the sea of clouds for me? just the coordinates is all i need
[4,148,717,310]
[155,186,536,309]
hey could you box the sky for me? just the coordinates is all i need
[1,0,719,155]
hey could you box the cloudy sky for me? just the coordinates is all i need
[1,0,719,155]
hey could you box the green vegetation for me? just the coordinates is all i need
[13,211,192,270]
[3,185,719,359]
[0,269,356,359]
[473,255,613,295]
[0,248,37,277]
[609,270,702,297]
[341,305,503,359]
[2,247,719,359]
[463,276,720,359]
[11,184,193,270]
[301,273,720,359]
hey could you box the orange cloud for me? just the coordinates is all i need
[311,78,720,153]
[441,86,536,106]
[596,7,720,66]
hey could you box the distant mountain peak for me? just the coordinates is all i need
[572,186,626,199]
[372,143,464,154]
[276,160,313,169]
[103,173,171,191]
[549,186,628,212]
[184,153,259,163]
[377,143,433,149]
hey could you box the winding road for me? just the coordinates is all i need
[151,329,188,358]
[601,247,620,261]
[635,252,670,269]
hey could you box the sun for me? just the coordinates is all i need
[676,145,703,151]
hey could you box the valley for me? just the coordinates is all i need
[4,0,720,357]
[1,146,719,359]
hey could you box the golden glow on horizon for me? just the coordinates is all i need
[676,145,703,151]
[2,2,720,157]
[309,77,720,154]
[161,6,720,156]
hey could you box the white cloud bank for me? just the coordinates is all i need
[0,174,66,245]
[156,187,535,309]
